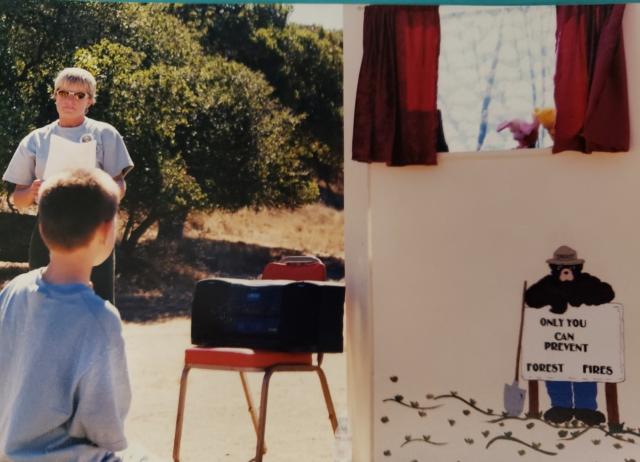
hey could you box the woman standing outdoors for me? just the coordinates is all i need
[2,67,133,303]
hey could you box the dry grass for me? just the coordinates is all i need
[185,203,344,258]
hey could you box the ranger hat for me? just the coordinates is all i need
[546,245,584,265]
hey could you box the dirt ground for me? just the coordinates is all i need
[123,318,347,462]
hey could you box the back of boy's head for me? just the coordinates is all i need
[38,169,120,251]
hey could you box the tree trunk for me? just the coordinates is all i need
[319,184,343,210]
[157,209,188,241]
[120,212,158,255]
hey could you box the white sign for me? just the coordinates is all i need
[42,134,97,180]
[521,304,624,382]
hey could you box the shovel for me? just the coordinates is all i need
[503,281,528,417]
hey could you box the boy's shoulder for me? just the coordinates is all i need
[0,269,43,321]
[77,291,123,339]
[1,269,122,339]
[1,268,40,295]
[42,282,124,354]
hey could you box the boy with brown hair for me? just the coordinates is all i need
[0,168,131,461]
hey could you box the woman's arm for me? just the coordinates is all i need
[112,174,126,200]
[11,173,124,209]
[10,180,43,210]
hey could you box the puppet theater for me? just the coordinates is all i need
[344,2,640,461]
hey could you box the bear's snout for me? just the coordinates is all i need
[560,268,574,282]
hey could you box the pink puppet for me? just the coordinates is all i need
[497,118,540,149]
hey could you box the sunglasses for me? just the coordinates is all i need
[55,89,91,100]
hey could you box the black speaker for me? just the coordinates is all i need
[191,278,344,352]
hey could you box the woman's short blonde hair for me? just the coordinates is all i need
[53,67,97,101]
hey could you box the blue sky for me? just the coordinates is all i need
[289,4,343,29]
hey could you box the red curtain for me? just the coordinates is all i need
[554,5,629,154]
[352,6,442,166]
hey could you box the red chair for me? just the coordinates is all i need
[173,256,338,462]
[261,255,327,281]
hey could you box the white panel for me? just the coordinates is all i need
[343,5,373,462]
[344,4,640,461]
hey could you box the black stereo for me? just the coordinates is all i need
[191,277,344,352]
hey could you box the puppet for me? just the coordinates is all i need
[533,107,556,140]
[497,118,540,148]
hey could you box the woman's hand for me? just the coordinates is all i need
[11,180,43,210]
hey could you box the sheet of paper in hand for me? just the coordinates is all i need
[42,133,97,180]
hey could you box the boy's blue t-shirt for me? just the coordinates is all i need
[0,269,131,462]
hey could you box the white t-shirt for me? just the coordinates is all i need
[0,269,131,461]
[2,118,134,185]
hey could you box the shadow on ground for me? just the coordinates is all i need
[116,237,344,324]
[0,212,35,262]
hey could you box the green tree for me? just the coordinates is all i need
[248,25,343,191]
[171,5,343,199]
[76,37,316,248]
[169,4,291,62]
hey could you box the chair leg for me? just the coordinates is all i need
[173,365,191,462]
[315,367,338,432]
[240,371,267,455]
[254,369,275,462]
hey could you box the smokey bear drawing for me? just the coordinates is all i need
[525,245,615,426]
